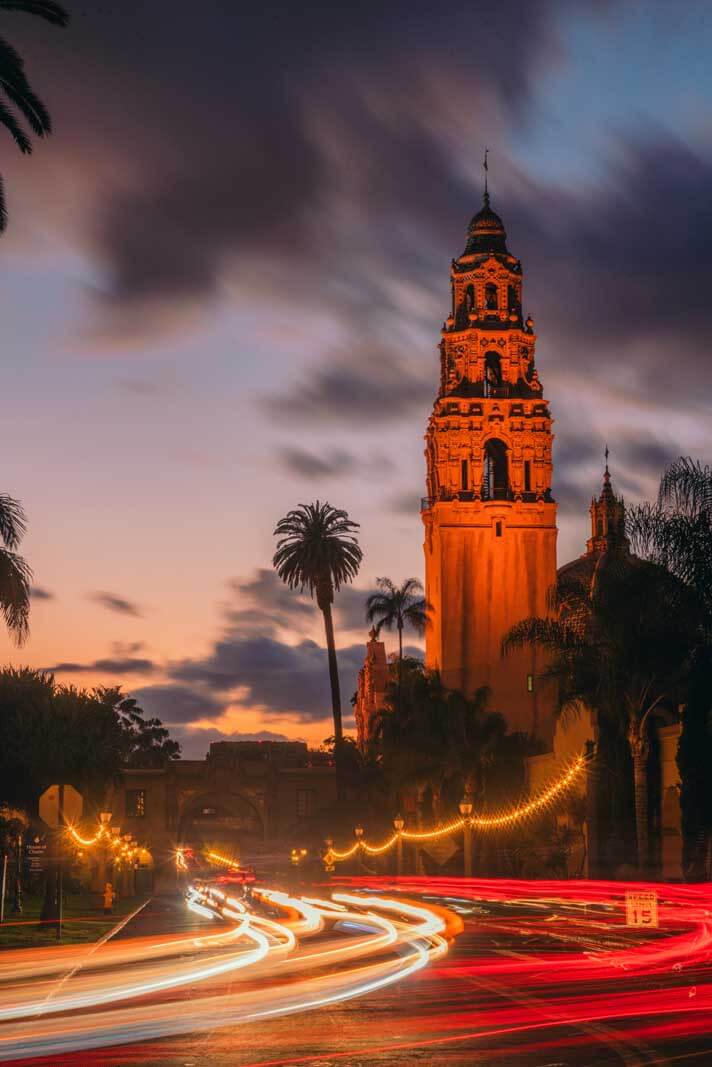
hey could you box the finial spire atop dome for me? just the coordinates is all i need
[483,145,489,206]
[463,152,509,256]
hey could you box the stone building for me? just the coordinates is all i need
[422,190,557,741]
[107,740,336,891]
[353,627,389,753]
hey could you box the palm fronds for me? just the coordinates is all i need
[273,500,362,602]
[0,492,27,549]
[0,1,67,230]
[0,546,31,644]
[366,576,429,637]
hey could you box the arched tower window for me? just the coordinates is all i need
[466,284,475,311]
[483,439,508,500]
[485,283,498,310]
[484,351,502,397]
[508,284,518,311]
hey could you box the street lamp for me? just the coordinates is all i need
[459,797,473,878]
[393,815,405,876]
[97,811,112,902]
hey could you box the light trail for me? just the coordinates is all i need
[2,877,711,1064]
[0,884,453,1062]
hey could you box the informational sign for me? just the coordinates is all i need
[25,836,48,872]
[39,784,83,828]
[625,889,659,928]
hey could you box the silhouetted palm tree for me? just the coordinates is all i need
[0,0,68,229]
[366,577,428,664]
[366,577,428,711]
[273,501,362,749]
[0,493,31,643]
[628,457,712,879]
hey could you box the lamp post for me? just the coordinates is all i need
[459,797,473,878]
[393,815,404,876]
[111,827,121,897]
[354,825,364,872]
[97,812,111,905]
[123,835,134,896]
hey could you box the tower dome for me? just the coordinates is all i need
[464,192,509,255]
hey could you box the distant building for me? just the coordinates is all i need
[107,740,336,891]
[353,627,389,752]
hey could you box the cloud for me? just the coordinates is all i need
[30,586,54,601]
[278,447,355,479]
[170,635,366,722]
[46,657,155,675]
[131,684,222,725]
[388,491,422,516]
[87,591,143,618]
[266,347,432,426]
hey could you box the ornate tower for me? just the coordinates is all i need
[422,190,557,738]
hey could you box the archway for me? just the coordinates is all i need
[178,791,264,865]
[483,439,508,500]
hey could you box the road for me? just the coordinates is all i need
[1,877,711,1066]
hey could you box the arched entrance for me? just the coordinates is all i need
[178,791,264,864]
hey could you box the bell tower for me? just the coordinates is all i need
[422,189,557,739]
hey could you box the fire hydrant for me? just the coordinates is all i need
[103,882,115,915]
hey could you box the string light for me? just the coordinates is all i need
[324,754,587,865]
[66,825,104,847]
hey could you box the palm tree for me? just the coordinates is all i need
[503,563,695,875]
[0,492,31,643]
[628,457,712,880]
[273,501,362,749]
[0,0,68,230]
[366,577,428,665]
[366,577,428,710]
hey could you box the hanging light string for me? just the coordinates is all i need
[325,754,587,863]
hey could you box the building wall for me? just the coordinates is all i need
[106,743,337,892]
[424,499,557,739]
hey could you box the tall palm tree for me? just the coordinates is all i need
[503,563,695,875]
[0,0,68,230]
[0,492,31,643]
[273,501,362,748]
[628,457,712,880]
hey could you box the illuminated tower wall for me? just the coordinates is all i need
[422,193,557,739]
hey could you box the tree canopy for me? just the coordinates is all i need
[0,669,180,808]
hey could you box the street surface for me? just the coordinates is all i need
[1,877,711,1066]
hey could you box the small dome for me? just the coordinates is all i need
[464,193,508,255]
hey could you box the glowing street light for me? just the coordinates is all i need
[393,814,405,876]
[459,797,473,878]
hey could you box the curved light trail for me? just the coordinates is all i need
[1,877,711,1064]
[0,884,451,1062]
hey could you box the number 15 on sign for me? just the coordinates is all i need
[625,890,659,928]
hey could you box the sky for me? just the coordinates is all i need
[2,0,712,756]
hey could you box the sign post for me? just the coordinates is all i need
[39,784,83,942]
[625,889,659,928]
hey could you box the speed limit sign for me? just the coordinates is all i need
[625,890,659,928]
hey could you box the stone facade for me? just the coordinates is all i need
[423,192,557,739]
[353,627,389,752]
[107,740,336,891]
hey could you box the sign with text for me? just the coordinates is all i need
[625,890,659,928]
[25,837,48,872]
